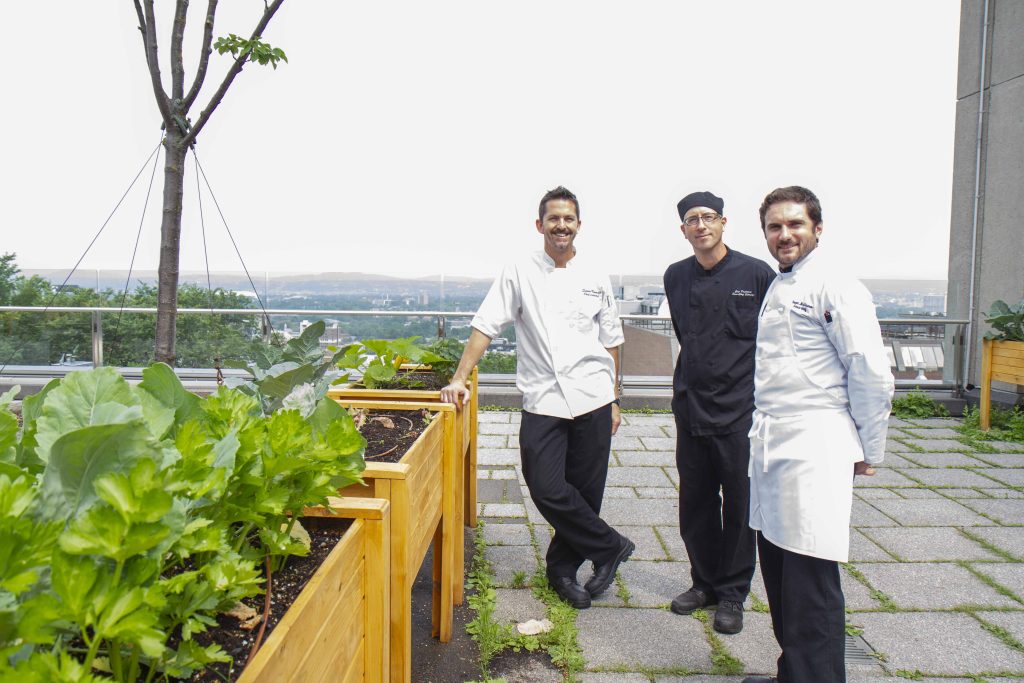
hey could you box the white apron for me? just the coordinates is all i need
[748,286,864,563]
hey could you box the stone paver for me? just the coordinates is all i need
[492,588,547,624]
[861,527,1001,561]
[478,447,519,466]
[854,562,1019,609]
[854,612,1024,674]
[485,546,539,587]
[481,522,532,546]
[478,412,510,423]
[606,466,674,487]
[469,411,1024,681]
[851,500,899,527]
[615,450,676,467]
[600,498,678,526]
[720,611,784,675]
[963,498,1024,524]
[900,450,989,467]
[898,467,997,487]
[970,563,1024,602]
[577,607,713,670]
[978,441,1024,454]
[903,427,963,439]
[968,526,1024,560]
[977,467,1024,486]
[848,529,898,561]
[867,497,989,526]
[615,559,685,608]
[914,438,972,451]
[914,418,968,429]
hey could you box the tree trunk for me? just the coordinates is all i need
[154,127,188,364]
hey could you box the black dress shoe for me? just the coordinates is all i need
[548,575,591,609]
[713,600,744,634]
[670,587,716,615]
[741,676,777,683]
[584,536,635,596]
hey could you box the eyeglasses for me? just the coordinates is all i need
[682,213,722,228]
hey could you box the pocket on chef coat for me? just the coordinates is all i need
[725,299,759,339]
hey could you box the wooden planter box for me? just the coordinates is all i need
[240,498,391,683]
[329,366,479,530]
[980,339,1024,429]
[331,400,460,683]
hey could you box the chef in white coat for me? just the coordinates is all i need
[742,186,894,683]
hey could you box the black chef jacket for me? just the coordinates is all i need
[663,248,776,436]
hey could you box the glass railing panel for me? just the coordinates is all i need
[0,310,93,368]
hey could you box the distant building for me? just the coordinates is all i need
[923,294,946,314]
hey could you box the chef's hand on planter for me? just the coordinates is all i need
[440,379,470,411]
[854,461,876,477]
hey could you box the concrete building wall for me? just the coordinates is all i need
[947,0,1024,388]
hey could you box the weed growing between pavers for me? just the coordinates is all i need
[510,570,529,589]
[614,572,632,606]
[958,529,1021,562]
[842,563,900,612]
[973,613,1024,654]
[650,526,675,560]
[957,561,1024,605]
[895,669,925,680]
[749,593,771,613]
[845,621,864,636]
[961,405,1024,444]
[691,608,744,675]
[465,520,587,682]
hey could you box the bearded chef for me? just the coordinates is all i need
[741,186,894,683]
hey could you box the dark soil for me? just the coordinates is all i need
[189,519,351,682]
[359,410,430,463]
[368,370,450,391]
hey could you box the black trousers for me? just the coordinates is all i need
[675,422,756,602]
[519,405,621,577]
[757,533,846,683]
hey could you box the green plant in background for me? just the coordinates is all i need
[961,404,1024,443]
[983,298,1024,341]
[227,320,352,415]
[0,364,365,680]
[351,336,447,389]
[891,389,950,419]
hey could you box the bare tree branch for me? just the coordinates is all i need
[138,0,174,127]
[183,0,219,109]
[181,0,285,148]
[170,0,189,100]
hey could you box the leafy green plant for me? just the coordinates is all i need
[0,364,366,680]
[984,298,1024,341]
[350,336,447,389]
[228,320,352,415]
[891,390,949,419]
[961,404,1024,443]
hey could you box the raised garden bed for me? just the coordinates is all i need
[239,498,391,682]
[334,399,462,683]
[330,366,479,531]
[981,339,1024,429]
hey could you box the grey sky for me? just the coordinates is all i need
[2,1,960,280]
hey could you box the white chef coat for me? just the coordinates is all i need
[471,250,624,419]
[748,248,894,562]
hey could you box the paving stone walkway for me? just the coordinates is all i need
[474,411,1024,682]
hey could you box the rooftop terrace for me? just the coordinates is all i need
[459,411,1024,682]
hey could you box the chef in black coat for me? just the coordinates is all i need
[662,190,775,634]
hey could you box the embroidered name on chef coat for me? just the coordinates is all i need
[581,288,603,298]
[731,289,755,297]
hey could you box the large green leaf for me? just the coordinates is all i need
[17,378,60,468]
[39,422,154,521]
[34,369,141,464]
[138,362,200,428]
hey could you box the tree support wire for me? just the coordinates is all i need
[0,139,164,376]
[113,139,164,342]
[191,149,273,339]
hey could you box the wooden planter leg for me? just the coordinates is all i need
[431,524,442,639]
[981,338,993,431]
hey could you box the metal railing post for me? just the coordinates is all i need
[91,311,103,367]
[437,315,447,339]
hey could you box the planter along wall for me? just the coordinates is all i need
[980,339,1024,429]
[332,400,461,683]
[239,498,391,683]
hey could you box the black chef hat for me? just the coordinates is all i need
[677,191,724,221]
